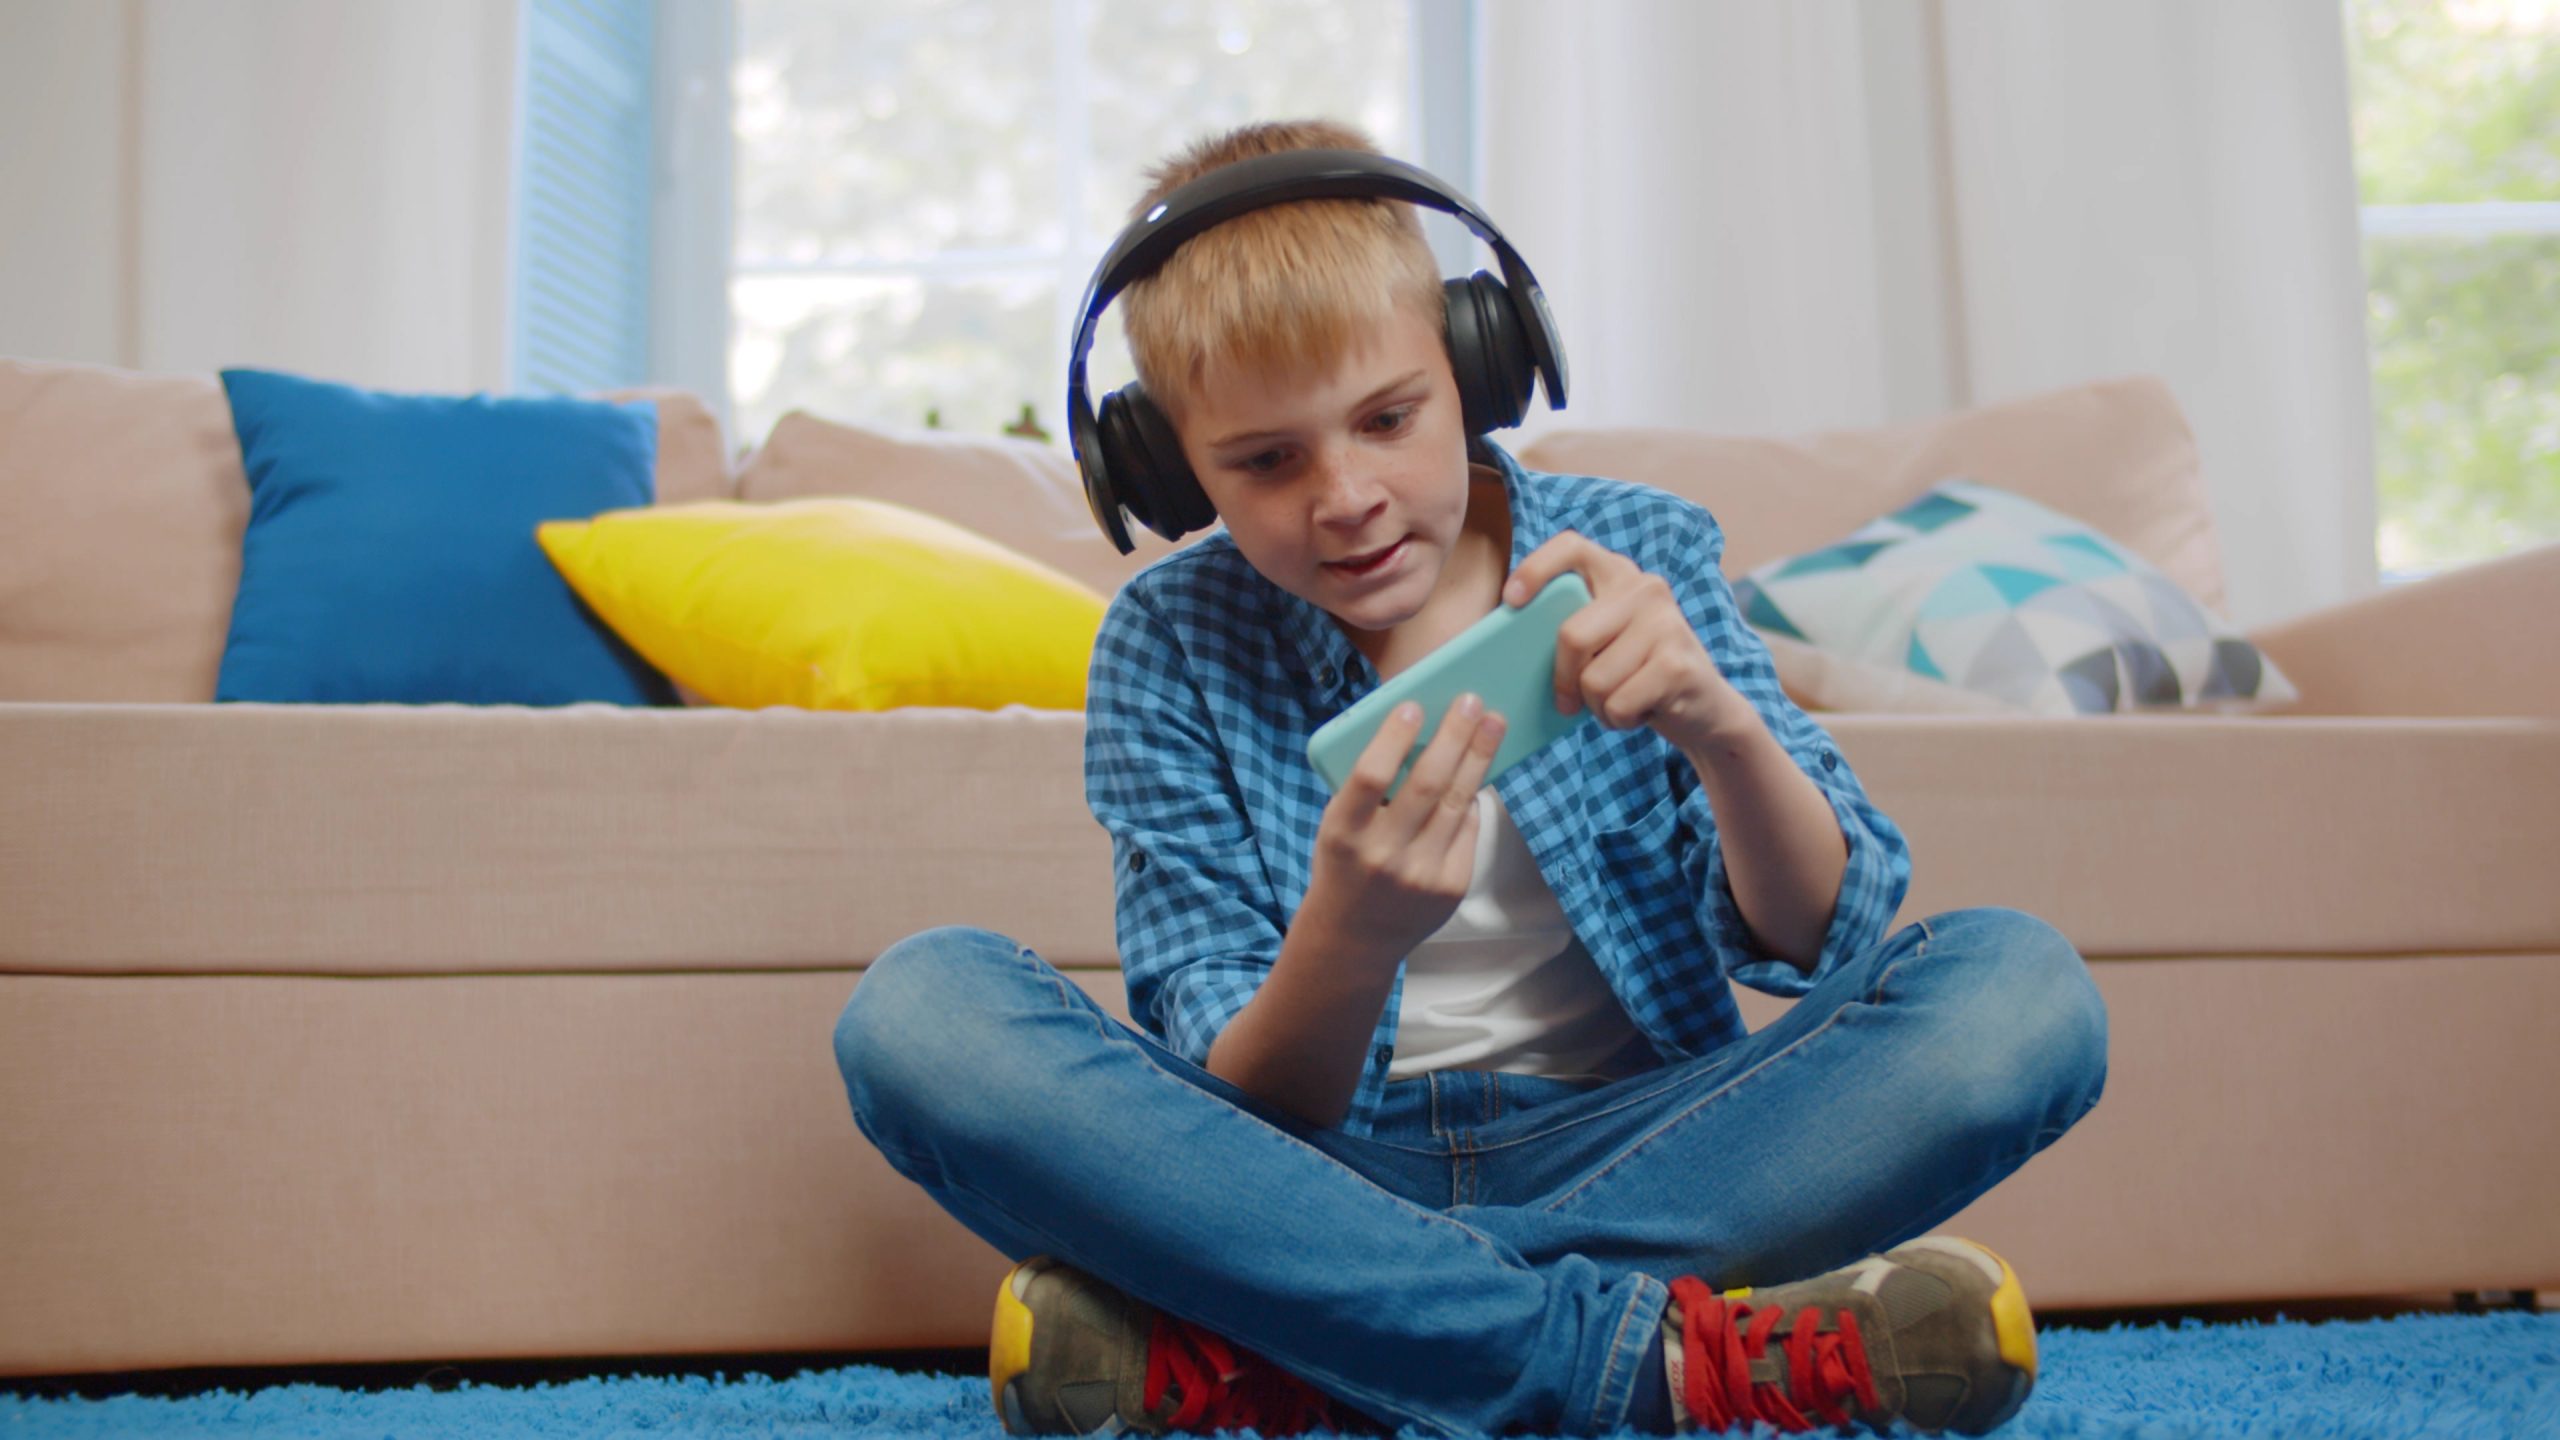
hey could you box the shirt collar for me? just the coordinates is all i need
[1268,437,1548,709]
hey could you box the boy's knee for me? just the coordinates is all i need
[1930,908,2109,1132]
[1944,906,2099,1011]
[831,925,1025,1082]
[2002,911,2106,1080]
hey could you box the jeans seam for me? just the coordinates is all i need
[1366,920,1936,1164]
[1035,946,1117,1043]
[1588,1272,1669,1435]
[848,1097,950,1192]
[1539,1004,1854,1215]
[1459,1063,1727,1152]
[1870,914,1933,1004]
[1473,920,1935,1157]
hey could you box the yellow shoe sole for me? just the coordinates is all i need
[1980,1243,2038,1379]
[991,1258,1041,1429]
[1935,1236,2038,1380]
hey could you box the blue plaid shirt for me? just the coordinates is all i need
[1082,439,1912,1137]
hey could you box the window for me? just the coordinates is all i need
[721,0,1477,450]
[512,0,660,396]
[2343,0,2560,584]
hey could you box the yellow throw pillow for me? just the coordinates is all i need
[537,498,1110,711]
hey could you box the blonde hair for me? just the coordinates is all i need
[1119,119,1447,423]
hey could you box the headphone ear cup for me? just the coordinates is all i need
[1097,383,1217,543]
[1094,386,1161,535]
[1128,386,1218,538]
[1442,272,1537,434]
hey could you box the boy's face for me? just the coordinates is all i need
[1171,302,1476,640]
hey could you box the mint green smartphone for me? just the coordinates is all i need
[1306,572,1594,800]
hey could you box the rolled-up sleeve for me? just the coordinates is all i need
[1675,505,1914,997]
[1083,586,1286,1063]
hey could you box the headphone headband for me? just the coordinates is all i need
[1067,147,1567,429]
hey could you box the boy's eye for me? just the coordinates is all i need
[1368,405,1415,434]
[1241,448,1288,475]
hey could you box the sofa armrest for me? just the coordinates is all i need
[2245,540,2560,719]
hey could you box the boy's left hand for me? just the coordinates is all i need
[1503,529,1757,754]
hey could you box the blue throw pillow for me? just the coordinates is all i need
[215,368,679,706]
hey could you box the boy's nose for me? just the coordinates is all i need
[1309,444,1386,515]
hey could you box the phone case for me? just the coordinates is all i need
[1306,571,1595,799]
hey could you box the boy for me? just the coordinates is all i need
[833,119,2108,1437]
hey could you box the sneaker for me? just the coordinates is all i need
[990,1254,1342,1436]
[1662,1236,2037,1435]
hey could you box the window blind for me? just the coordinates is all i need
[512,0,660,393]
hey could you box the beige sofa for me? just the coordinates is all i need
[2,358,2554,1380]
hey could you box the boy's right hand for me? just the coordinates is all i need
[1306,693,1509,962]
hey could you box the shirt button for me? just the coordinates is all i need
[1129,850,1148,873]
[1821,749,1838,771]
[1318,665,1338,688]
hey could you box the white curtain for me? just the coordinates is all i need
[0,0,518,394]
[1479,0,2379,631]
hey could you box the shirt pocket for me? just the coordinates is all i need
[1588,792,1688,954]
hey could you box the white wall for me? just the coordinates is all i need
[1482,2,1907,442]
[0,0,518,393]
[0,0,133,366]
[1479,0,2379,630]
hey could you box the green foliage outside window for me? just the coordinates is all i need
[2344,0,2560,574]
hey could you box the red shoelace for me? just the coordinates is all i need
[1145,1313,1338,1436]
[1667,1275,1882,1433]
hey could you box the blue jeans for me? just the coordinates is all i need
[831,906,2107,1438]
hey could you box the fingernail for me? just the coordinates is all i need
[1456,692,1482,717]
[1397,701,1421,724]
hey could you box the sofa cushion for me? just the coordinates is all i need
[2,704,2551,975]
[602,386,733,505]
[537,498,1106,712]
[1733,480,2298,715]
[1519,374,2230,618]
[0,360,730,703]
[733,412,1206,599]
[215,367,677,706]
[0,360,248,702]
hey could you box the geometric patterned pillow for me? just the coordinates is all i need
[1731,479,2297,716]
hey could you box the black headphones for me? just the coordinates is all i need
[1067,147,1570,555]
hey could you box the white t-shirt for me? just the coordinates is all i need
[1386,785,1644,1081]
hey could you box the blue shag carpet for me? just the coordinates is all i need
[5,1312,2555,1439]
